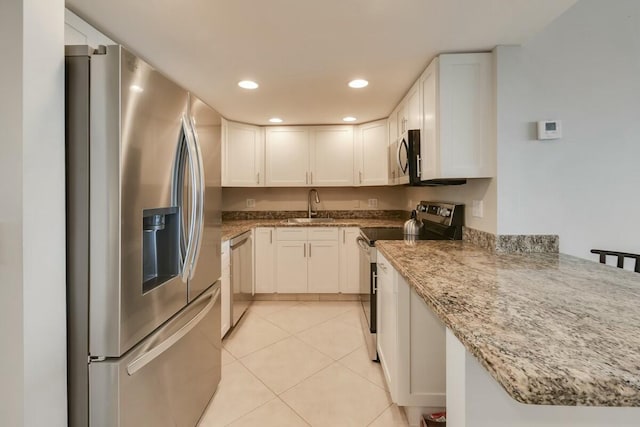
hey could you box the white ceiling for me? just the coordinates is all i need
[66,0,576,126]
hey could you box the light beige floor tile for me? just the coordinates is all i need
[264,302,355,334]
[223,312,290,358]
[296,318,365,360]
[280,363,391,427]
[240,336,333,394]
[368,404,409,427]
[333,307,364,329]
[221,348,236,366]
[248,300,302,318]
[339,346,388,390]
[198,362,275,427]
[227,398,309,427]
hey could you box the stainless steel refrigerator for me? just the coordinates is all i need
[65,45,222,427]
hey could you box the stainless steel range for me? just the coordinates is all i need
[357,201,464,360]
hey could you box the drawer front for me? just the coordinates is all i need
[276,228,308,241]
[307,227,339,241]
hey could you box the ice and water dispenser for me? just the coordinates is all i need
[142,207,180,293]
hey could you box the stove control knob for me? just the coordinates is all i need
[440,208,450,217]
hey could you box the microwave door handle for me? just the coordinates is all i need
[187,115,205,279]
[396,138,403,171]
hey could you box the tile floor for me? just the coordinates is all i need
[198,300,409,427]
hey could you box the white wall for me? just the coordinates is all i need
[496,0,640,260]
[0,0,67,426]
[405,178,497,234]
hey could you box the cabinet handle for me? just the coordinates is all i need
[270,229,273,244]
[310,172,313,184]
[416,155,421,178]
[343,230,345,244]
[305,172,308,185]
[308,243,312,258]
[359,171,362,184]
[303,243,306,258]
[256,172,260,184]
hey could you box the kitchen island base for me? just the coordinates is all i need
[446,329,640,427]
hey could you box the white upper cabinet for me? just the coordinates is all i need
[355,120,388,186]
[222,119,265,187]
[406,82,421,131]
[310,126,354,186]
[419,53,495,179]
[265,127,310,186]
[266,126,355,187]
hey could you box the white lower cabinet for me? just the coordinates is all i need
[339,227,361,293]
[271,227,353,294]
[377,253,446,408]
[254,227,275,293]
[307,240,339,293]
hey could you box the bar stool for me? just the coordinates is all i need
[590,249,640,273]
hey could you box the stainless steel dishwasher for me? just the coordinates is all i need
[229,231,253,326]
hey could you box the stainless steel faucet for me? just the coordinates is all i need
[308,189,320,218]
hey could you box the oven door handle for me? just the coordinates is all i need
[356,236,370,251]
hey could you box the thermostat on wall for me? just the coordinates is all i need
[537,120,562,140]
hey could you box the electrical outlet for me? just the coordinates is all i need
[472,200,484,218]
[246,199,255,208]
[367,198,378,208]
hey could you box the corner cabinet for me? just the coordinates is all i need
[355,120,388,186]
[254,227,275,293]
[377,253,446,409]
[265,126,354,187]
[221,119,265,187]
[339,227,361,293]
[419,53,495,180]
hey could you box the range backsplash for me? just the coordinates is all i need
[222,210,407,220]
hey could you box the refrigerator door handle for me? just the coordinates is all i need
[187,115,205,279]
[177,115,199,282]
[126,286,220,376]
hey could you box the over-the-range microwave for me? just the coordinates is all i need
[406,129,467,186]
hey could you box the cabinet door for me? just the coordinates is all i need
[376,254,397,400]
[254,228,275,293]
[419,59,439,180]
[276,240,308,293]
[357,120,388,186]
[265,127,309,186]
[396,101,408,136]
[438,53,494,178]
[222,119,264,186]
[310,126,354,186]
[395,275,446,407]
[307,241,340,293]
[406,82,421,131]
[339,228,361,294]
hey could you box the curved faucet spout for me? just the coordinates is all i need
[308,189,320,218]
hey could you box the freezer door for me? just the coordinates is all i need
[187,95,222,301]
[88,45,191,357]
[89,283,221,427]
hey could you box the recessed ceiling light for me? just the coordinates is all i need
[269,117,283,123]
[348,79,368,89]
[130,84,144,93]
[343,116,357,122]
[238,80,259,89]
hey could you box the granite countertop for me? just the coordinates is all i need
[221,218,404,241]
[375,240,640,407]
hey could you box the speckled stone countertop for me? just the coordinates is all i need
[221,218,404,241]
[375,240,640,407]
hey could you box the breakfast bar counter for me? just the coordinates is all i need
[375,240,640,409]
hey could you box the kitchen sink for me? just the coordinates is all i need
[282,218,336,224]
